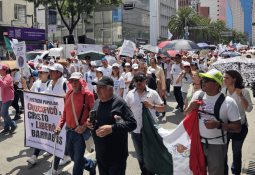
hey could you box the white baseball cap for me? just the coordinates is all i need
[183,61,191,67]
[132,63,139,70]
[48,63,64,73]
[125,63,131,67]
[96,67,104,73]
[112,63,120,68]
[69,72,82,80]
[38,65,49,72]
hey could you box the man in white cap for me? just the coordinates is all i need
[185,69,241,175]
[84,61,97,93]
[45,63,68,96]
[44,63,71,174]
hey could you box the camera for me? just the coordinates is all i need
[89,110,97,129]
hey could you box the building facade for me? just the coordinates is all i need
[0,0,45,58]
[47,0,176,46]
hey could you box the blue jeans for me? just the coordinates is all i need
[131,132,154,175]
[54,129,95,175]
[0,100,16,130]
[224,124,248,175]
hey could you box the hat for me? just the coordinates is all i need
[112,63,120,68]
[0,64,9,70]
[69,72,82,80]
[199,69,223,86]
[183,62,191,67]
[48,63,64,73]
[49,58,55,63]
[96,67,104,73]
[92,76,114,86]
[90,61,97,67]
[101,57,107,61]
[70,50,76,54]
[132,63,139,70]
[192,54,199,59]
[38,65,49,72]
[133,72,147,81]
[125,63,131,67]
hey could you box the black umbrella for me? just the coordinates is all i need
[162,39,200,51]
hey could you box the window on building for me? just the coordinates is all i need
[14,4,26,22]
[0,1,2,21]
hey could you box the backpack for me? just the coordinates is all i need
[198,92,226,143]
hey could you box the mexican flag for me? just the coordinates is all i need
[142,107,206,175]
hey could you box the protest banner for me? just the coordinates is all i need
[13,41,26,69]
[119,40,136,57]
[24,91,66,159]
[77,44,103,54]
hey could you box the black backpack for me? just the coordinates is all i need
[198,92,226,143]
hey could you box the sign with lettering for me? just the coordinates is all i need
[24,91,65,159]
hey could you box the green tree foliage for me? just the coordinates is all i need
[27,0,121,35]
[168,7,247,44]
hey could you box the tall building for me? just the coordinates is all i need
[226,0,244,33]
[199,0,226,22]
[240,0,253,43]
[49,0,176,45]
[252,0,255,44]
[178,0,192,9]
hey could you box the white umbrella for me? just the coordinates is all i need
[140,45,159,53]
[211,56,255,84]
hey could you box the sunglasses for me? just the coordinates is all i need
[39,72,48,74]
[202,78,216,83]
[184,66,190,68]
[69,79,79,83]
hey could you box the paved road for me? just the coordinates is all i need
[0,89,255,175]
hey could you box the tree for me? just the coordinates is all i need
[168,7,247,44]
[27,0,121,35]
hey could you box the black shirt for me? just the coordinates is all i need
[92,95,137,162]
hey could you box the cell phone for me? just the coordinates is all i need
[89,110,97,127]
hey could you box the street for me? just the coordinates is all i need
[0,89,255,175]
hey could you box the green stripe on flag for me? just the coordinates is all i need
[142,106,173,174]
[4,36,13,52]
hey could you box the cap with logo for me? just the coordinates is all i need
[199,69,223,86]
[38,65,49,72]
[92,76,114,86]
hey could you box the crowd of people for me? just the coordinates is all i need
[0,47,253,175]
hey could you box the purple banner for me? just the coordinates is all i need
[7,27,45,41]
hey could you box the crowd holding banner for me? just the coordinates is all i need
[0,37,254,175]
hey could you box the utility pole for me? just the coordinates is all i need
[150,0,158,46]
[45,0,48,41]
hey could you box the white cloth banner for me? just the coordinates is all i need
[14,41,26,69]
[24,91,66,159]
[77,44,103,54]
[119,40,136,57]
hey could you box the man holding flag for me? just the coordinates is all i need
[186,69,241,175]
[126,72,165,175]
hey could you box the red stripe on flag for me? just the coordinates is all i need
[183,110,207,175]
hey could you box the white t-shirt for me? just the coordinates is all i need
[222,87,253,125]
[111,76,125,97]
[30,80,49,93]
[101,66,112,77]
[84,71,96,93]
[165,63,172,79]
[13,72,22,88]
[190,90,241,144]
[181,73,193,93]
[170,63,182,86]
[123,72,134,99]
[126,87,163,133]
